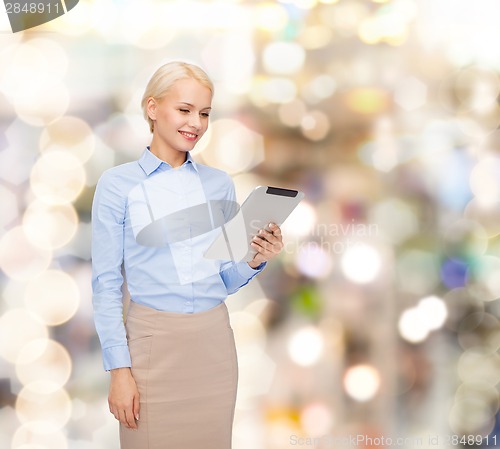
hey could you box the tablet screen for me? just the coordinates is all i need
[204,185,304,262]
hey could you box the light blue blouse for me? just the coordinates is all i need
[91,148,265,370]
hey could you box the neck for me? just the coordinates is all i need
[149,138,187,168]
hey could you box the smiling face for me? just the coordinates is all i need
[146,77,212,162]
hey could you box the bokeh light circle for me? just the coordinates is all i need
[228,311,267,349]
[16,339,72,390]
[39,116,96,163]
[418,295,448,330]
[398,307,429,343]
[12,433,67,449]
[45,0,92,36]
[254,3,288,32]
[23,201,78,250]
[438,66,500,114]
[295,242,333,279]
[300,401,333,436]
[198,119,264,174]
[27,39,67,84]
[341,243,381,284]
[15,382,72,430]
[232,172,266,204]
[262,41,306,75]
[449,395,496,437]
[469,255,500,301]
[0,309,48,363]
[0,227,52,281]
[345,88,390,114]
[300,110,331,141]
[464,197,500,238]
[298,25,334,50]
[281,200,317,238]
[14,84,70,127]
[25,269,80,326]
[457,312,498,351]
[455,382,499,417]
[470,156,500,208]
[457,348,500,385]
[0,39,67,102]
[252,77,297,104]
[442,219,488,260]
[121,3,176,49]
[288,326,324,366]
[30,151,86,205]
[11,421,68,449]
[343,364,381,402]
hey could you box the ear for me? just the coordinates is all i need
[146,97,157,121]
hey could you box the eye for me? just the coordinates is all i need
[201,112,210,118]
[179,108,190,113]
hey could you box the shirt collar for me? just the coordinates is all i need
[138,147,199,176]
[186,152,199,172]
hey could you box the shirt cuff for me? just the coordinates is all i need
[236,260,266,279]
[102,345,132,371]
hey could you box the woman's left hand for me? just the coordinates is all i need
[248,222,284,269]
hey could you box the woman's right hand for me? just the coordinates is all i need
[108,367,140,430]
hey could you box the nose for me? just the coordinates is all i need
[188,114,202,130]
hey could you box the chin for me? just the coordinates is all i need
[180,142,198,152]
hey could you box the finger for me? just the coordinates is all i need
[256,229,280,246]
[125,408,138,429]
[252,236,273,253]
[133,394,140,423]
[255,232,282,252]
[252,242,277,261]
[250,250,265,265]
[118,409,130,427]
[266,227,284,246]
[268,227,283,247]
[110,406,119,421]
[109,403,119,420]
[269,223,282,236]
[251,241,272,261]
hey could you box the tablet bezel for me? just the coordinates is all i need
[204,185,305,262]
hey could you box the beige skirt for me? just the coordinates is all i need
[120,300,238,449]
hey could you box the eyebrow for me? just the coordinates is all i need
[179,102,212,110]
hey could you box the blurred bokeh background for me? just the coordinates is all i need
[1,0,500,448]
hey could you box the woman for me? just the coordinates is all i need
[91,61,283,449]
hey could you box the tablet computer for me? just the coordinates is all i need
[204,185,305,262]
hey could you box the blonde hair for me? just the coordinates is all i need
[141,61,214,133]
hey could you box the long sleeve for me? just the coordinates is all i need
[91,171,131,371]
[220,260,266,294]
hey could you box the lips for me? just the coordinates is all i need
[179,130,198,141]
